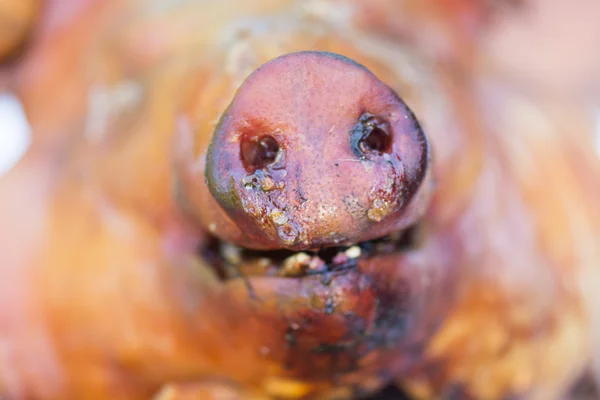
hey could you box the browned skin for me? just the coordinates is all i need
[0,13,444,400]
[1,1,599,400]
[199,52,431,250]
[0,0,40,61]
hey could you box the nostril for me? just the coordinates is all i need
[351,113,392,158]
[361,125,391,154]
[240,135,280,172]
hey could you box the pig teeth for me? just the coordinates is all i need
[279,252,311,277]
[345,246,361,259]
[220,242,242,265]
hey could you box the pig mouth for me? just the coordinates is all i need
[199,225,421,281]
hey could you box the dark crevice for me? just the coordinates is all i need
[198,221,424,281]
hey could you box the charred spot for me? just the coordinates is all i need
[365,385,413,400]
[363,279,411,351]
[442,384,477,400]
[278,311,361,374]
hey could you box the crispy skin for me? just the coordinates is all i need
[1,1,599,399]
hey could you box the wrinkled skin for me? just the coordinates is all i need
[1,1,600,400]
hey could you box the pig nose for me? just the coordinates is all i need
[199,51,431,250]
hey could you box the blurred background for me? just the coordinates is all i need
[0,0,599,399]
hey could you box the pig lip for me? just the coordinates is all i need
[199,224,421,281]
